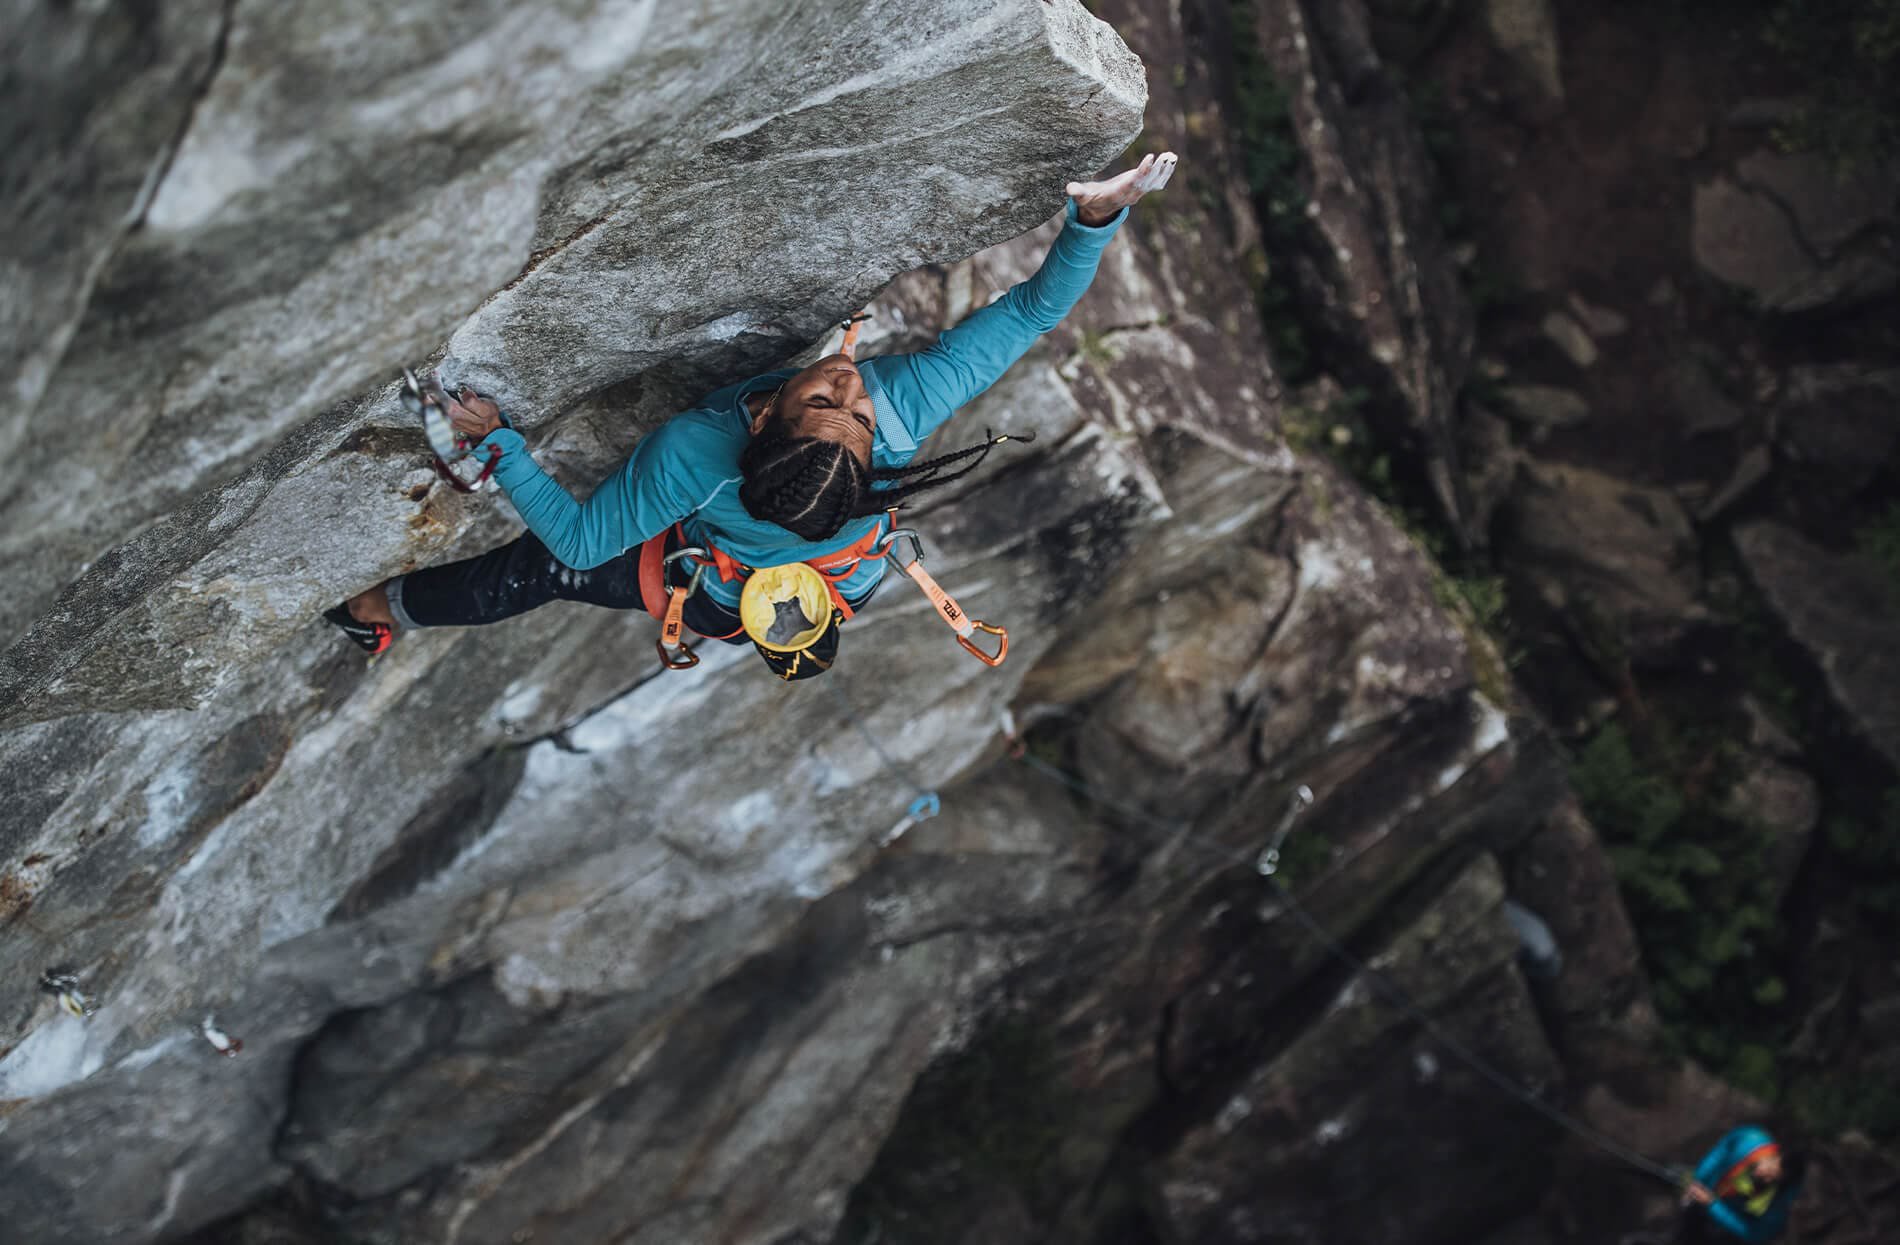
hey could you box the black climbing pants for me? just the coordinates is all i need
[387,531,879,643]
[389,530,752,643]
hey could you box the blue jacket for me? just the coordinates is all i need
[475,201,1127,608]
[1692,1126,1799,1243]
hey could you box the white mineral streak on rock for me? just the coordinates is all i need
[0,1015,106,1099]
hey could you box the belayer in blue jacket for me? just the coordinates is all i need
[327,152,1178,677]
[1675,1124,1805,1243]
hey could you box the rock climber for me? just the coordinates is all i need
[326,151,1178,678]
[1674,1123,1806,1243]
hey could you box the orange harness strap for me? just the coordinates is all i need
[1715,1143,1780,1199]
[689,519,888,621]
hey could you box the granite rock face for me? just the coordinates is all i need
[0,0,1144,718]
[1,3,1590,1244]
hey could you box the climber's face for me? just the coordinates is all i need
[1755,1151,1783,1184]
[758,354,875,465]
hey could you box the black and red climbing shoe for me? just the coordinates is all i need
[323,605,393,655]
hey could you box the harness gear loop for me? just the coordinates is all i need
[656,546,709,670]
[402,367,505,494]
[875,528,1009,668]
[1254,784,1315,876]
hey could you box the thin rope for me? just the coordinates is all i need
[828,678,940,838]
[1005,744,1686,1188]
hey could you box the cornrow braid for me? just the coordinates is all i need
[739,413,1034,542]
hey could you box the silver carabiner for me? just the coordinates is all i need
[876,527,925,572]
[663,545,710,597]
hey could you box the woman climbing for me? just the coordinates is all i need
[1674,1122,1807,1243]
[325,151,1178,678]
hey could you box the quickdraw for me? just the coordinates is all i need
[40,968,95,1019]
[876,528,1008,668]
[401,366,507,494]
[657,545,710,670]
[1253,784,1316,877]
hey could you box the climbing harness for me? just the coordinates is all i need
[827,678,941,845]
[656,545,710,670]
[401,366,509,493]
[630,309,1016,676]
[876,528,1009,667]
[993,717,1690,1192]
[39,968,95,1019]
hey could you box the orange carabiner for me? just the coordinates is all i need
[956,619,1008,667]
[877,528,1009,669]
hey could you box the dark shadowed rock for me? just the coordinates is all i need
[1774,364,1900,499]
[1692,149,1900,313]
[1153,855,1560,1245]
[1249,0,1477,532]
[1734,521,1900,773]
[1500,460,1706,660]
[1482,0,1565,117]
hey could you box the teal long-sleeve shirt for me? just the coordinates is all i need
[1691,1126,1799,1243]
[474,200,1128,607]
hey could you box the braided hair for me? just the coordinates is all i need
[739,404,1030,541]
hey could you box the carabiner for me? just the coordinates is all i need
[956,619,1009,667]
[876,527,925,573]
[656,546,710,670]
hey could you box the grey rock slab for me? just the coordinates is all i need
[1497,383,1590,430]
[1153,853,1561,1244]
[1565,292,1629,339]
[0,0,228,421]
[1735,521,1900,772]
[1502,460,1705,658]
[1693,150,1900,313]
[1695,444,1773,522]
[1483,0,1565,113]
[1541,309,1599,369]
[1734,149,1899,255]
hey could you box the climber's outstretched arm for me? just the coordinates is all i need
[447,391,694,570]
[866,152,1177,443]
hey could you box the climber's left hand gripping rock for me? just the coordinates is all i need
[1068,150,1178,227]
[447,387,504,441]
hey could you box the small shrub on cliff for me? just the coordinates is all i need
[1765,0,1900,163]
[1572,722,1785,1092]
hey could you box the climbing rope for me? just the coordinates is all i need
[827,678,941,844]
[999,724,1688,1190]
